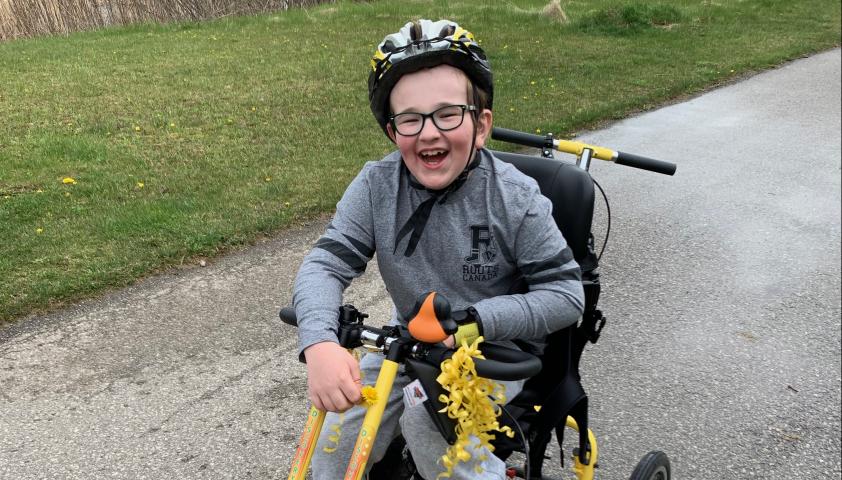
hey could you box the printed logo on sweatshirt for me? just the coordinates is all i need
[463,225,499,282]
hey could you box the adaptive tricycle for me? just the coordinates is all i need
[281,126,676,480]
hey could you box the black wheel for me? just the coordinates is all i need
[629,450,671,480]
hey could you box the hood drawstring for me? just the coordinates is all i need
[394,150,481,257]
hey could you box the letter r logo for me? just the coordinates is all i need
[465,225,495,263]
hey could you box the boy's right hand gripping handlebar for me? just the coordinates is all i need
[492,127,677,176]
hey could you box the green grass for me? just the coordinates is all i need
[0,0,839,323]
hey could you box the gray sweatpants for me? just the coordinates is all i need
[310,352,524,480]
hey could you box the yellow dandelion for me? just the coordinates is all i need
[170,123,176,128]
[284,201,291,207]
[64,192,71,197]
[251,106,257,111]
[530,81,536,85]
[359,385,378,407]
[134,126,141,132]
[36,189,43,193]
[533,405,542,412]
[3,195,10,199]
[264,176,272,182]
[36,228,43,234]
[536,128,542,134]
[136,182,145,189]
[62,177,77,185]
[509,107,515,112]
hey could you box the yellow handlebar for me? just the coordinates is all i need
[553,139,617,161]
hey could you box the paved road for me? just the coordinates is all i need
[1,49,839,480]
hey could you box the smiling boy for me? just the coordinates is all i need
[292,19,584,479]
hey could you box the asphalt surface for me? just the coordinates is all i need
[1,49,840,480]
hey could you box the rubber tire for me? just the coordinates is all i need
[629,451,671,480]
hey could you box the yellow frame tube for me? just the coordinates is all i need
[344,359,401,480]
[565,416,599,480]
[287,406,327,480]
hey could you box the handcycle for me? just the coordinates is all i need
[281,126,677,480]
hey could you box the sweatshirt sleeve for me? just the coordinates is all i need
[471,191,585,341]
[292,165,376,360]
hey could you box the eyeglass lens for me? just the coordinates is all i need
[392,105,470,136]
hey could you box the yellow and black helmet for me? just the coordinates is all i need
[368,19,493,136]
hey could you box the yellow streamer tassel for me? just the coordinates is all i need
[435,337,514,479]
[322,412,344,453]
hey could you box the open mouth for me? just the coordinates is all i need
[419,149,448,166]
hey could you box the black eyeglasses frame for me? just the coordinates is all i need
[388,104,478,136]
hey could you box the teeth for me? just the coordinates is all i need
[420,150,446,157]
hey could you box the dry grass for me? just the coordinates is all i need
[0,0,332,40]
[542,0,568,23]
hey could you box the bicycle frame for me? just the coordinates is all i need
[285,304,597,480]
[289,359,600,480]
[284,295,543,480]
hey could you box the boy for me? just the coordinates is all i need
[292,19,584,479]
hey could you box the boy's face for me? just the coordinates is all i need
[387,65,492,191]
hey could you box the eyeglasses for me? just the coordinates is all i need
[389,104,477,136]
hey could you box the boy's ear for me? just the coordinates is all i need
[386,123,397,143]
[474,109,493,149]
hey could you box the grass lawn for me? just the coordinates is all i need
[0,0,839,323]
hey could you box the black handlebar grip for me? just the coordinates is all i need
[279,307,298,327]
[473,343,542,380]
[492,127,550,149]
[615,151,677,176]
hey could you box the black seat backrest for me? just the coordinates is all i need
[491,150,595,268]
[489,151,601,463]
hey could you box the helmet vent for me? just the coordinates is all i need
[410,21,423,41]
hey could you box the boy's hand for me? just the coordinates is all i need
[303,341,362,412]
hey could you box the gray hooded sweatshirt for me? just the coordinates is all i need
[293,149,584,357]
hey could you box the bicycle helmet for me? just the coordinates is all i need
[368,19,493,137]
